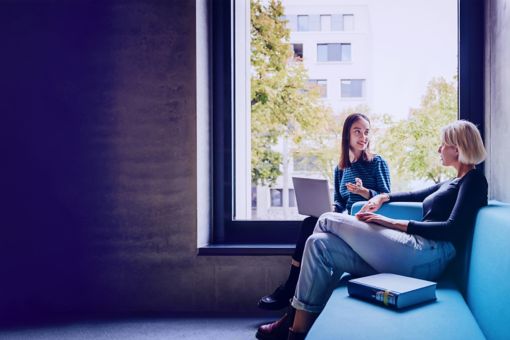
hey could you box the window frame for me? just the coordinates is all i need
[209,0,484,246]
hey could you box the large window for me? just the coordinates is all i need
[209,0,484,245]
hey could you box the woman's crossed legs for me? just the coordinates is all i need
[292,212,455,314]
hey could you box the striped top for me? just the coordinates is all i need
[333,155,391,213]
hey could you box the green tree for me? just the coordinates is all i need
[250,0,331,186]
[379,77,457,188]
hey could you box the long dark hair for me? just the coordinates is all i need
[339,113,374,169]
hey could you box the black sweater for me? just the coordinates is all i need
[389,169,488,247]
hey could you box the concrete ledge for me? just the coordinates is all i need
[197,244,294,256]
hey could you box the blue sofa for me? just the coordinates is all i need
[307,201,510,340]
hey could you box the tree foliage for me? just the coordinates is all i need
[378,77,458,186]
[250,0,331,185]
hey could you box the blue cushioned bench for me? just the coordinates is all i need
[307,201,510,340]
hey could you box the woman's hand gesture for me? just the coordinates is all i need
[358,193,389,213]
[346,178,370,199]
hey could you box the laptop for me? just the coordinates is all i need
[292,177,332,218]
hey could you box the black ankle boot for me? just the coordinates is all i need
[287,328,307,340]
[259,265,300,310]
[258,284,294,310]
[256,307,295,340]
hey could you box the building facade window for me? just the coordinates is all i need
[343,14,354,30]
[287,14,351,32]
[341,43,351,61]
[317,43,351,62]
[331,14,343,31]
[289,189,296,207]
[307,79,327,97]
[251,186,257,209]
[292,43,304,60]
[320,15,331,31]
[341,79,365,98]
[270,189,283,207]
[297,15,309,31]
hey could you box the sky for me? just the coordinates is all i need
[367,0,458,119]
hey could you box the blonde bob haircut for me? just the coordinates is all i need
[441,120,486,165]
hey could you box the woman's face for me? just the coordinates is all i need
[349,118,370,153]
[438,142,458,166]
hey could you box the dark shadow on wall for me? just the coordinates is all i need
[0,1,117,325]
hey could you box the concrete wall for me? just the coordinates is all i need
[485,0,510,201]
[0,0,288,324]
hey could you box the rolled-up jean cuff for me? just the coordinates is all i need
[291,296,324,314]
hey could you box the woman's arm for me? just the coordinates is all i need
[333,166,347,213]
[389,182,443,203]
[358,181,441,214]
[368,157,391,198]
[356,212,409,232]
[406,171,488,241]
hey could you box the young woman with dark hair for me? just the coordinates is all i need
[256,113,391,340]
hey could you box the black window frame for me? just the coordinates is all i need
[210,0,484,245]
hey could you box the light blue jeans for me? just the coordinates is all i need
[291,212,456,313]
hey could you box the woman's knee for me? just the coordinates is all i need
[303,233,336,261]
[314,212,346,233]
[314,212,334,233]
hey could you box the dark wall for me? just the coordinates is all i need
[0,0,196,323]
[0,0,289,325]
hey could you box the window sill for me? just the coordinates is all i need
[197,244,295,256]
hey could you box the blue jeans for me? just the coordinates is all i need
[291,212,456,313]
